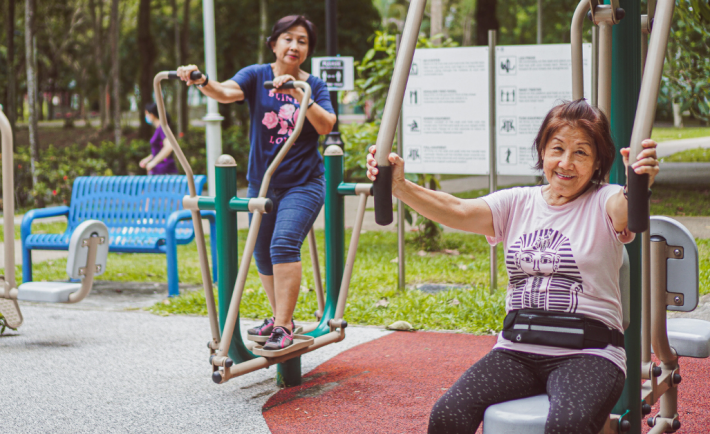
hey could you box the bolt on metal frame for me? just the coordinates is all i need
[153,71,372,386]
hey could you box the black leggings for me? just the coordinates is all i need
[428,349,625,434]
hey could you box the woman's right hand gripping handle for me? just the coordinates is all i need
[366,146,406,200]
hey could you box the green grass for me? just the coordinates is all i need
[650,184,710,217]
[145,230,508,334]
[652,127,710,142]
[660,147,710,163]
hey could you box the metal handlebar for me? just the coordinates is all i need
[372,0,427,226]
[153,71,220,342]
[167,70,203,81]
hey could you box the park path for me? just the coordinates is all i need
[0,298,391,434]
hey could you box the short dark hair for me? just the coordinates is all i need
[145,102,172,128]
[533,99,616,186]
[266,15,317,58]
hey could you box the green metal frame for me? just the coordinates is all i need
[196,146,351,385]
[609,0,643,432]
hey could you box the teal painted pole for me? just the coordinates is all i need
[278,146,345,386]
[214,155,254,364]
[307,145,345,337]
[609,0,642,431]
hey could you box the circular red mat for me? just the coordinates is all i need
[263,332,710,433]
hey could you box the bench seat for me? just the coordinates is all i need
[21,175,217,297]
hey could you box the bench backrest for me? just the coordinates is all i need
[66,175,206,233]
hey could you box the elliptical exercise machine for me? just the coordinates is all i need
[152,70,372,386]
[370,0,710,433]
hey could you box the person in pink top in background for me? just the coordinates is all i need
[367,99,660,434]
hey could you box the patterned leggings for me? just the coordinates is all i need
[428,349,625,434]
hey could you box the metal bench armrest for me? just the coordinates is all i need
[21,206,71,240]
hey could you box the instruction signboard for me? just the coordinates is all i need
[311,56,354,91]
[402,47,490,175]
[495,44,592,175]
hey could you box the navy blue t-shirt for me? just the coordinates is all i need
[231,64,334,188]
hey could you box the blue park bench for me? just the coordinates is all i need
[21,175,217,297]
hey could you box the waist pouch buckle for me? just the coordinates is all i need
[502,309,624,350]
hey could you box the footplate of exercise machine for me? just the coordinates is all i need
[251,334,314,357]
[0,298,23,329]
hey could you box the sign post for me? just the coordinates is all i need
[489,31,498,294]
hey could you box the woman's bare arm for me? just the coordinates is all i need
[177,64,245,104]
[367,146,495,236]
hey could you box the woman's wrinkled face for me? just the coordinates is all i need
[543,126,599,198]
[271,25,309,67]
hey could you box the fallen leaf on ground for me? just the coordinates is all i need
[162,299,171,305]
[390,257,398,263]
[417,250,427,257]
[375,299,389,308]
[300,285,311,293]
[387,320,413,331]
[449,298,460,306]
[245,288,254,294]
[458,264,468,270]
[443,249,460,256]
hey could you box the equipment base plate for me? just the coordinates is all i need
[251,334,314,357]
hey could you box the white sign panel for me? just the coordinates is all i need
[495,44,592,175]
[402,47,490,175]
[311,56,354,91]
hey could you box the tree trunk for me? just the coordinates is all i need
[475,0,499,46]
[90,0,106,130]
[25,0,43,207]
[171,0,182,136]
[138,0,155,140]
[179,0,191,133]
[462,14,473,46]
[5,0,16,139]
[258,0,268,64]
[430,0,443,45]
[111,0,121,145]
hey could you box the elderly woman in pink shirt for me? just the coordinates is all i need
[367,99,659,434]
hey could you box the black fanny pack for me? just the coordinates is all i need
[502,309,624,350]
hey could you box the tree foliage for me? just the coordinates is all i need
[660,0,710,122]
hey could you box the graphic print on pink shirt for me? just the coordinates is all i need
[508,228,584,313]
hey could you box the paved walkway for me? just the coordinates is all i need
[0,291,390,434]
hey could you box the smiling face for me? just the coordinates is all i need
[542,126,600,199]
[271,25,309,68]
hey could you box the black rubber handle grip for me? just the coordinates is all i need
[167,70,203,81]
[374,165,393,226]
[263,81,296,89]
[627,167,649,233]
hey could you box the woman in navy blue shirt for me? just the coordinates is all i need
[177,15,336,351]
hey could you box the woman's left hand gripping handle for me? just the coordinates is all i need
[173,65,205,86]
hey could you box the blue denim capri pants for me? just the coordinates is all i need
[247,176,326,276]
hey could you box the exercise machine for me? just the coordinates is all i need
[0,109,109,330]
[152,70,372,386]
[371,0,709,432]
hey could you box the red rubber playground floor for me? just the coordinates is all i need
[263,331,710,434]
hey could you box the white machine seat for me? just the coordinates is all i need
[666,318,710,358]
[16,281,82,303]
[483,394,548,434]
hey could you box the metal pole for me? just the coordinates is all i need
[609,0,642,431]
[537,0,543,44]
[592,26,599,107]
[488,30,497,294]
[396,35,406,291]
[326,0,339,129]
[202,0,223,196]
